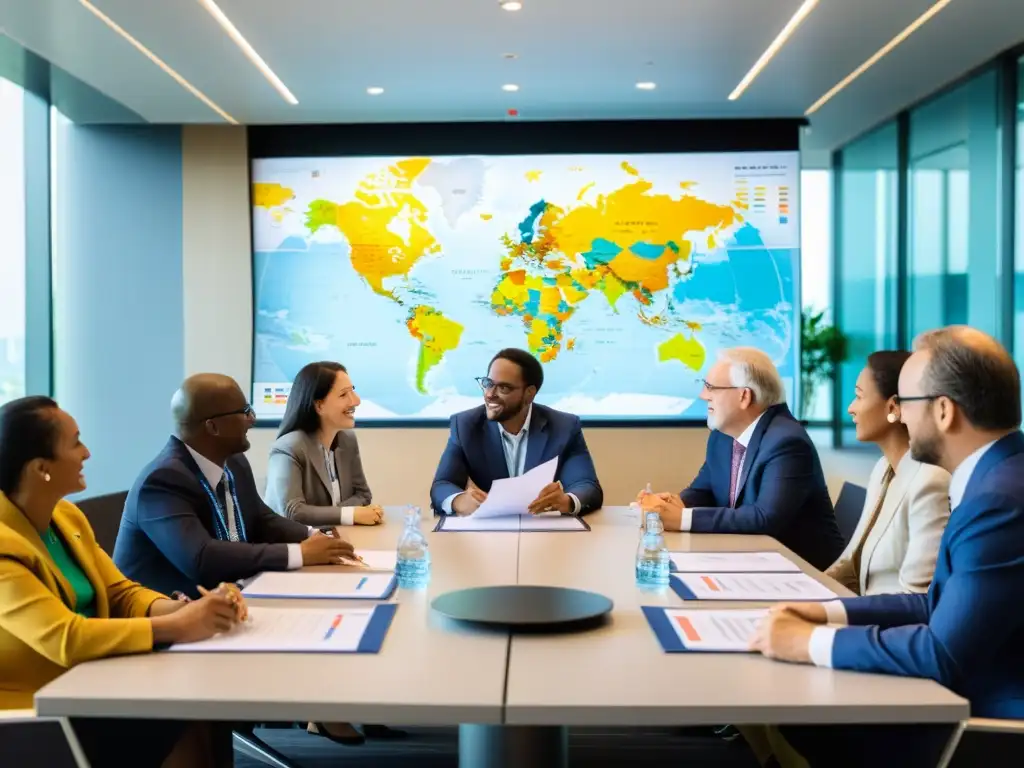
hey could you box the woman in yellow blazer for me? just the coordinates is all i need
[0,396,245,767]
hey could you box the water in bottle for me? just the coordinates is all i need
[635,511,670,588]
[396,506,431,589]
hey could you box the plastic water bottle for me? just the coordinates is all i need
[395,506,431,589]
[635,512,670,588]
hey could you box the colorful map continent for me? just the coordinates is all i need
[657,333,706,371]
[253,183,294,209]
[305,158,441,298]
[406,305,464,393]
[494,173,738,361]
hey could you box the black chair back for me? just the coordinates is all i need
[834,482,868,547]
[75,491,128,556]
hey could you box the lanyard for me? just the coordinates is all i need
[195,466,248,542]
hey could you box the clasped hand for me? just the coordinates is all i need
[748,603,827,663]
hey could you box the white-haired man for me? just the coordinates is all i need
[642,347,844,570]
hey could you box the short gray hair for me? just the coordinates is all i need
[719,347,786,407]
[913,326,1021,431]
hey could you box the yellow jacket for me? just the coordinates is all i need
[0,493,166,710]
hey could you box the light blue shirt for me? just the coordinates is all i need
[442,405,580,515]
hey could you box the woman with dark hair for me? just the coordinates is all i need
[825,350,951,595]
[265,362,381,527]
[0,396,244,767]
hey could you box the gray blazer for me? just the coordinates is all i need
[264,430,372,525]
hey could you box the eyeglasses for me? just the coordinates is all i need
[476,377,522,396]
[202,404,255,421]
[894,394,944,406]
[701,379,742,392]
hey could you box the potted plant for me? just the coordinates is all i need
[800,309,848,421]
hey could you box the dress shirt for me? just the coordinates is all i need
[321,445,355,525]
[442,404,581,515]
[679,411,765,531]
[807,441,997,668]
[186,445,309,569]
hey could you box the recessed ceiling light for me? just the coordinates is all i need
[503,53,519,60]
[198,0,298,105]
[78,0,237,123]
[728,0,819,101]
[636,81,657,91]
[367,87,384,95]
[502,83,520,92]
[805,0,953,115]
[500,1,523,10]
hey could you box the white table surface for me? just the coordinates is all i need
[35,505,969,728]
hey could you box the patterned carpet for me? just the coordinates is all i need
[235,725,760,767]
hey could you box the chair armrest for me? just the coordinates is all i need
[967,717,1024,734]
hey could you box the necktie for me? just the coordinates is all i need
[728,440,746,507]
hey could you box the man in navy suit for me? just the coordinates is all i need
[115,374,354,598]
[642,347,843,570]
[752,326,1024,766]
[430,348,603,516]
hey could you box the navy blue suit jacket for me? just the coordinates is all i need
[114,437,309,599]
[682,404,843,571]
[429,403,603,514]
[832,431,1024,718]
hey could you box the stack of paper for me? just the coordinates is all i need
[437,513,588,532]
[669,572,837,602]
[243,571,397,600]
[167,604,397,654]
[669,551,800,573]
[643,607,767,652]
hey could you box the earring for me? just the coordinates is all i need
[43,472,51,482]
[887,413,897,424]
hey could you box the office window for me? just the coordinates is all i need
[835,122,899,443]
[0,77,26,404]
[1015,55,1024,385]
[800,169,833,421]
[908,68,1002,340]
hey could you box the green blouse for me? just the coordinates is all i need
[43,527,96,618]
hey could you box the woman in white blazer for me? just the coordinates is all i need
[826,350,951,596]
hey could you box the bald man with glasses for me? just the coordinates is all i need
[115,374,354,599]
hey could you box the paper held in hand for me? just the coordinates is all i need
[472,457,559,518]
[166,605,397,654]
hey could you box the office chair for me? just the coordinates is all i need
[75,491,128,556]
[0,709,91,768]
[833,482,867,547]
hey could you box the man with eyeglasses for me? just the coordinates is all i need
[430,348,603,516]
[749,327,1024,767]
[115,374,355,599]
[640,347,843,570]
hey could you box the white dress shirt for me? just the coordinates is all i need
[442,404,581,515]
[321,445,356,526]
[679,411,765,531]
[807,440,997,668]
[185,444,307,570]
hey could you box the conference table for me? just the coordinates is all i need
[35,506,969,767]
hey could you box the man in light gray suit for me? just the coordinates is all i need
[264,362,382,527]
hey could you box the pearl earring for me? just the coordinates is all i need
[887,413,897,424]
[43,472,51,482]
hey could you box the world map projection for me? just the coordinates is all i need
[251,151,799,421]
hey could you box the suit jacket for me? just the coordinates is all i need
[832,430,1024,718]
[828,454,950,595]
[264,430,372,525]
[681,404,844,571]
[114,436,310,599]
[0,494,164,710]
[429,403,603,514]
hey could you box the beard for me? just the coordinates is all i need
[706,410,721,432]
[486,399,523,423]
[909,430,942,466]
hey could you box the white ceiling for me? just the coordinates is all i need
[1,0,1023,155]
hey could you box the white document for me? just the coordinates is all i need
[664,609,768,652]
[242,571,395,600]
[519,514,587,531]
[442,515,521,532]
[472,457,559,518]
[343,549,397,571]
[167,606,378,653]
[675,572,837,601]
[670,551,800,573]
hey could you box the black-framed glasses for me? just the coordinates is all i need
[476,377,521,396]
[203,404,255,421]
[894,394,943,406]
